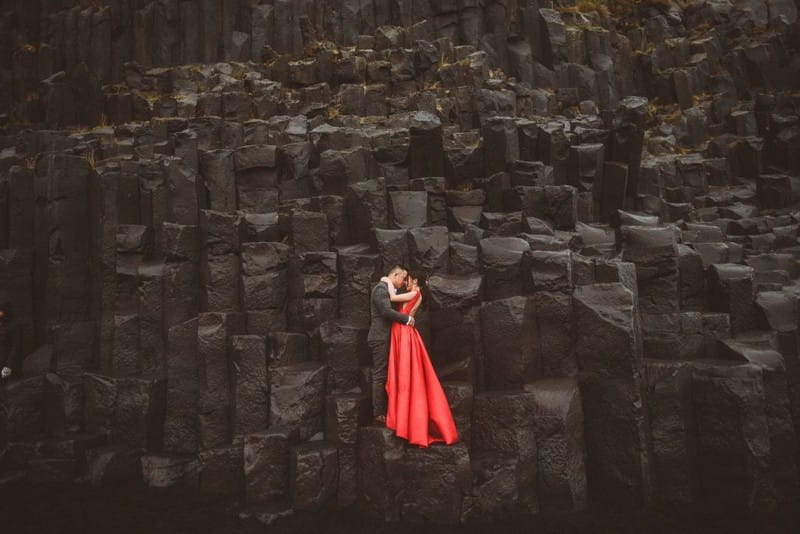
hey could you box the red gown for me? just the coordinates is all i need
[385,291,459,447]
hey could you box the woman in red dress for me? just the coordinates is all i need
[380,271,459,448]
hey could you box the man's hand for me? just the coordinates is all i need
[407,317,415,327]
[1,367,11,379]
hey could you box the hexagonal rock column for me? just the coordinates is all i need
[691,361,774,510]
[400,443,471,524]
[230,335,269,437]
[426,274,484,385]
[326,393,371,507]
[3,375,45,441]
[755,291,800,452]
[242,426,295,505]
[408,111,445,179]
[526,378,588,512]
[718,339,799,501]
[233,144,278,213]
[482,116,519,175]
[478,237,531,300]
[644,360,697,503]
[318,320,366,394]
[289,441,339,511]
[357,426,406,521]
[480,296,538,390]
[573,283,654,506]
[163,317,200,453]
[407,226,449,274]
[240,242,291,335]
[200,209,241,313]
[197,312,246,449]
[621,225,679,314]
[527,250,577,377]
[346,177,388,245]
[186,445,243,497]
[608,96,649,200]
[162,223,201,331]
[336,245,381,327]
[33,154,94,332]
[86,446,144,486]
[707,263,756,335]
[288,251,338,338]
[269,362,327,441]
[469,391,538,515]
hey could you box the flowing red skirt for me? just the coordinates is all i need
[385,322,459,447]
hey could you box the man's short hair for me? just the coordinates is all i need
[387,264,406,276]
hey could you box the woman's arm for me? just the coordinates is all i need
[408,292,422,317]
[379,276,418,303]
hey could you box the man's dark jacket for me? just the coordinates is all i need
[367,281,410,343]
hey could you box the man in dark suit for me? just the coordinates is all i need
[367,265,415,424]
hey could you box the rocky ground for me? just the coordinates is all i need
[1,481,798,533]
[1,0,800,528]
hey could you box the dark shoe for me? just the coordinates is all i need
[373,415,386,426]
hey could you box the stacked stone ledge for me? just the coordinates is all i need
[1,0,800,524]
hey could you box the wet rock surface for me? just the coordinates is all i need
[1,0,800,527]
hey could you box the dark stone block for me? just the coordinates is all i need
[326,393,371,507]
[375,228,409,273]
[188,445,243,497]
[645,360,697,503]
[240,242,291,313]
[692,361,773,510]
[399,444,471,523]
[199,150,236,213]
[290,252,338,300]
[231,335,269,437]
[319,320,365,393]
[290,210,330,253]
[527,378,587,511]
[573,283,654,506]
[267,332,309,368]
[480,297,537,390]
[621,225,679,314]
[357,426,406,521]
[318,147,378,195]
[478,237,530,300]
[472,391,537,513]
[312,195,350,246]
[86,446,143,486]
[336,247,381,326]
[389,190,429,228]
[243,426,295,504]
[347,178,388,245]
[290,441,339,511]
[270,362,327,441]
[163,318,200,453]
[4,376,44,441]
[409,111,445,179]
[482,117,519,175]
[407,226,449,274]
[449,241,479,275]
[707,264,755,335]
[533,291,577,377]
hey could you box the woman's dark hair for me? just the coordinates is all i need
[408,271,428,291]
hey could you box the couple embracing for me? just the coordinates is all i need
[367,265,459,448]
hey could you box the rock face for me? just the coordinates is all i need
[573,283,654,506]
[1,0,800,525]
